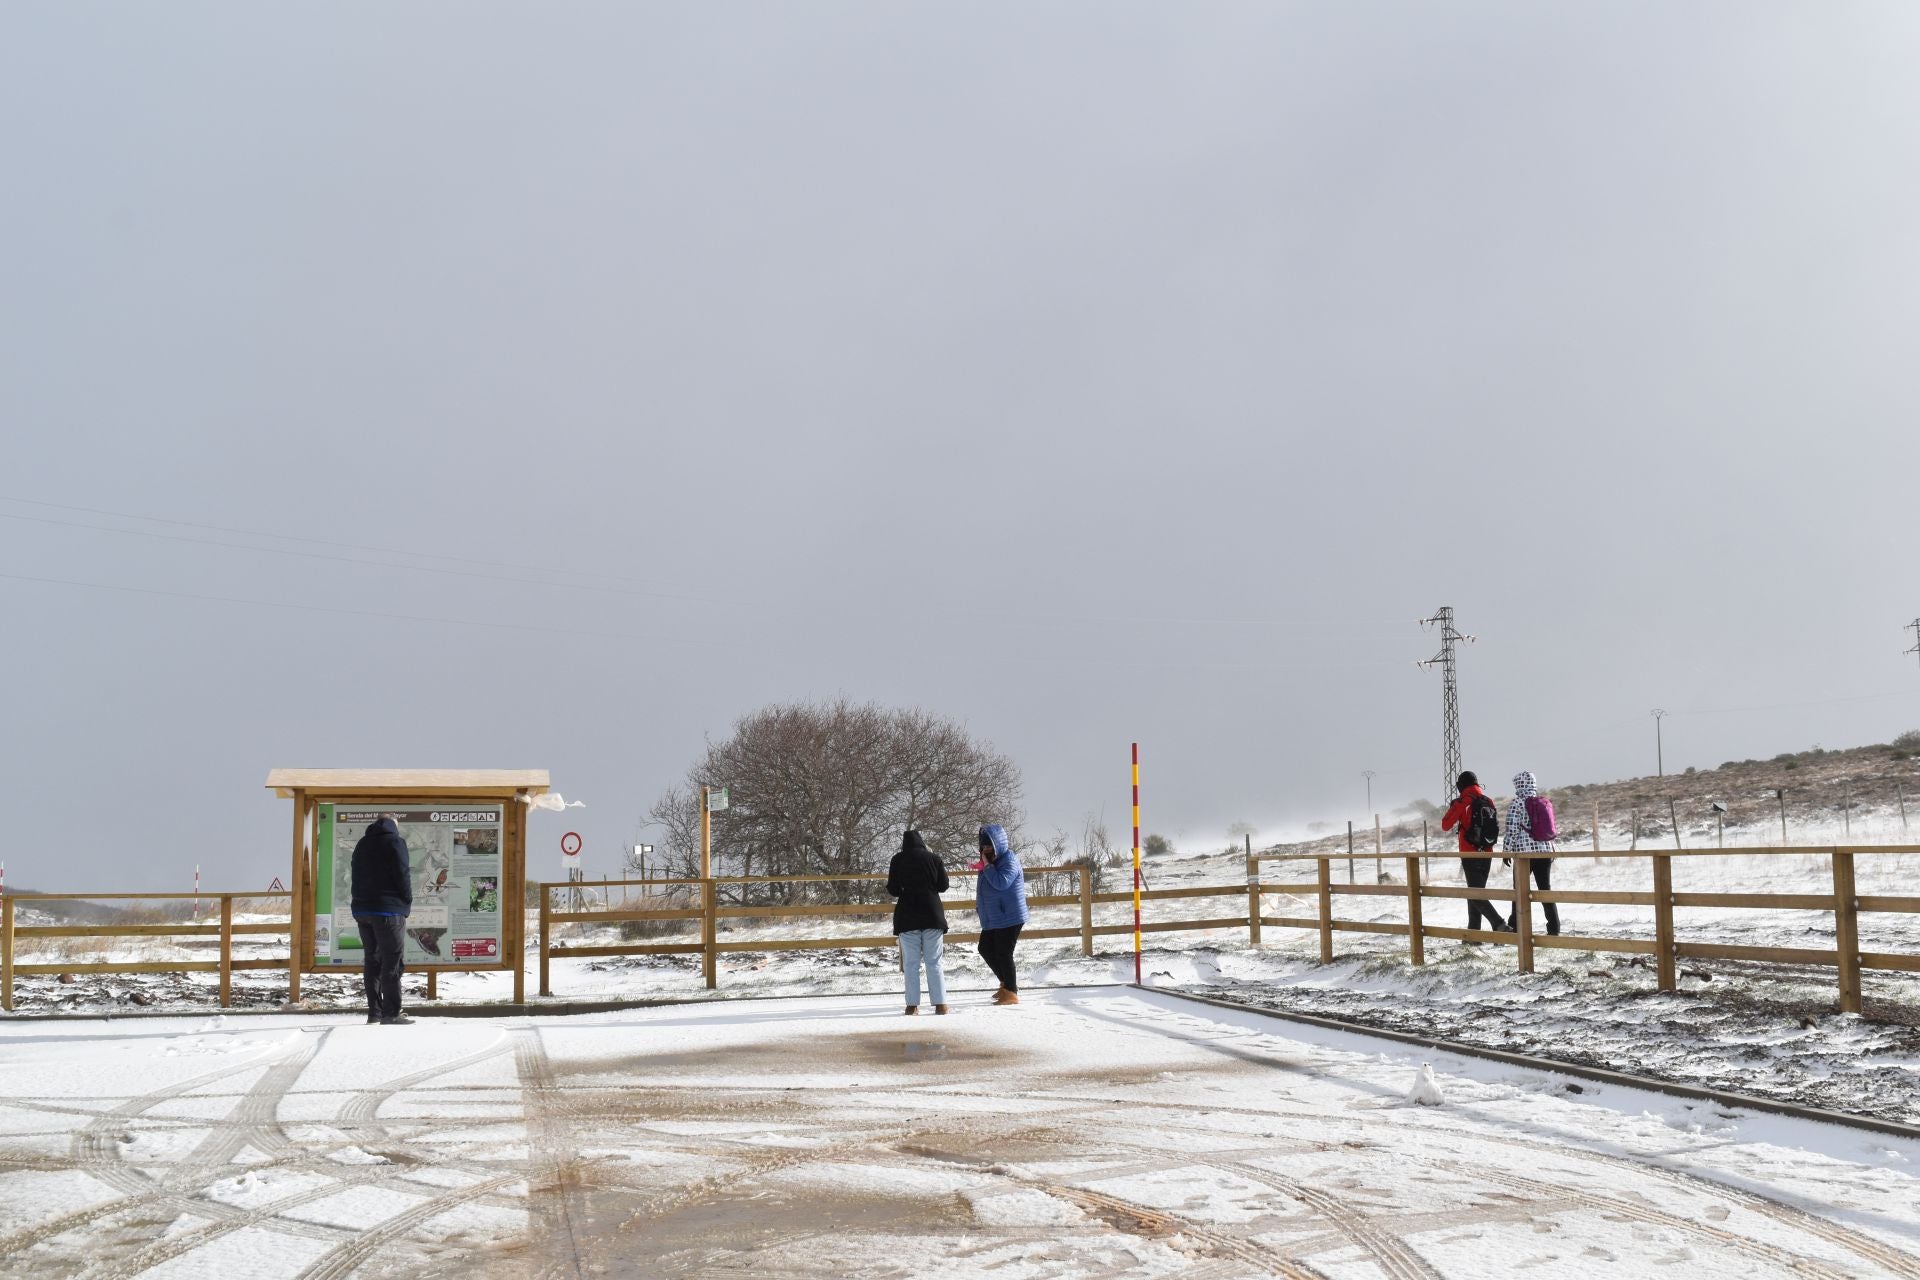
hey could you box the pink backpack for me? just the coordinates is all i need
[1524,795,1558,842]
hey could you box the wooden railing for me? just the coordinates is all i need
[1250,845,1920,1014]
[7,847,1917,1017]
[536,865,1255,995]
[0,891,294,1012]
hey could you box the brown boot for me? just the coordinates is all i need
[904,1006,919,1015]
[999,990,1019,1005]
[934,1004,949,1015]
[991,988,1013,1004]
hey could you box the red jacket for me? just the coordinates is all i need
[1440,785,1492,853]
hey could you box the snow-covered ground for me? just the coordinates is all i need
[3,987,1919,1278]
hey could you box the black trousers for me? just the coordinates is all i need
[1459,859,1507,932]
[355,914,407,1019]
[977,924,1023,992]
[1516,858,1560,935]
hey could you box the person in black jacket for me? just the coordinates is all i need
[349,815,414,1025]
[887,829,949,1015]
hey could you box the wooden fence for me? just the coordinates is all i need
[537,865,1250,995]
[5,846,1918,1016]
[1251,845,1920,1014]
[0,891,294,1012]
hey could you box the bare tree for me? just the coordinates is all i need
[647,699,1024,903]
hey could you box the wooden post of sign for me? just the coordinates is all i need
[1833,849,1862,1014]
[1512,855,1534,974]
[1652,853,1677,993]
[1316,856,1334,964]
[699,786,712,881]
[1079,864,1094,956]
[1246,838,1261,948]
[539,882,553,997]
[2,893,13,1013]
[702,878,718,990]
[219,896,234,1008]
[287,790,307,1005]
[1405,854,1425,966]
[507,797,526,1004]
[425,970,437,1001]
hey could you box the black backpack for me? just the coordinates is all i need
[1464,793,1500,851]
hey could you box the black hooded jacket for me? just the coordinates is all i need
[887,830,949,935]
[350,817,413,916]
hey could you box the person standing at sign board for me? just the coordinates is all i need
[351,814,414,1025]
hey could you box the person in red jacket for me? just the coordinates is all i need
[1439,771,1511,938]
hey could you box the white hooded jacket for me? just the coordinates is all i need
[1504,771,1556,854]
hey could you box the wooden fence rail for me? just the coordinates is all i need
[1251,844,1920,1014]
[7,845,1919,1016]
[0,891,294,1012]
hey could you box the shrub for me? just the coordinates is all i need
[1893,730,1920,751]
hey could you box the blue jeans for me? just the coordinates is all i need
[899,928,946,1007]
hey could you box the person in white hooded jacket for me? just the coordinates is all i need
[1504,771,1560,936]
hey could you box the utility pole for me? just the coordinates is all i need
[1651,708,1667,777]
[1906,619,1920,668]
[1419,607,1473,801]
[1362,770,1376,818]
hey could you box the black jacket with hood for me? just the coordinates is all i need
[887,829,949,935]
[350,817,413,917]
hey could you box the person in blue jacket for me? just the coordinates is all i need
[973,823,1029,1005]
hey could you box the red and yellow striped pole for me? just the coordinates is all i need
[1132,742,1142,985]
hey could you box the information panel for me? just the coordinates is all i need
[313,803,505,967]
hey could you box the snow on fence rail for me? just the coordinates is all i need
[1255,844,1920,1014]
[0,890,293,1011]
[5,846,1919,1015]
[535,865,1246,995]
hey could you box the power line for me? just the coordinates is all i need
[0,570,1411,675]
[0,492,667,590]
[0,510,714,605]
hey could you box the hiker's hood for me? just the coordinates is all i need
[979,823,1012,860]
[1512,771,1538,799]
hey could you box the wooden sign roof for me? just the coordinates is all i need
[265,769,551,799]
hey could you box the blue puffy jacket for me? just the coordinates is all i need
[974,823,1029,930]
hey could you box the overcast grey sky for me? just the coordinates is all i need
[4,3,1919,891]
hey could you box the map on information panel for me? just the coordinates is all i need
[313,803,505,968]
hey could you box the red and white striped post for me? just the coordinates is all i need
[1132,742,1143,985]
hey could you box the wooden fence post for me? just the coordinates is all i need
[426,970,437,1001]
[702,878,719,990]
[219,896,233,1008]
[1374,815,1384,883]
[2,894,13,1013]
[1316,856,1334,964]
[538,882,552,998]
[1512,855,1533,974]
[1833,849,1861,1014]
[1404,855,1424,966]
[1080,865,1094,956]
[1652,853,1676,993]
[1593,802,1600,852]
[1246,849,1261,948]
